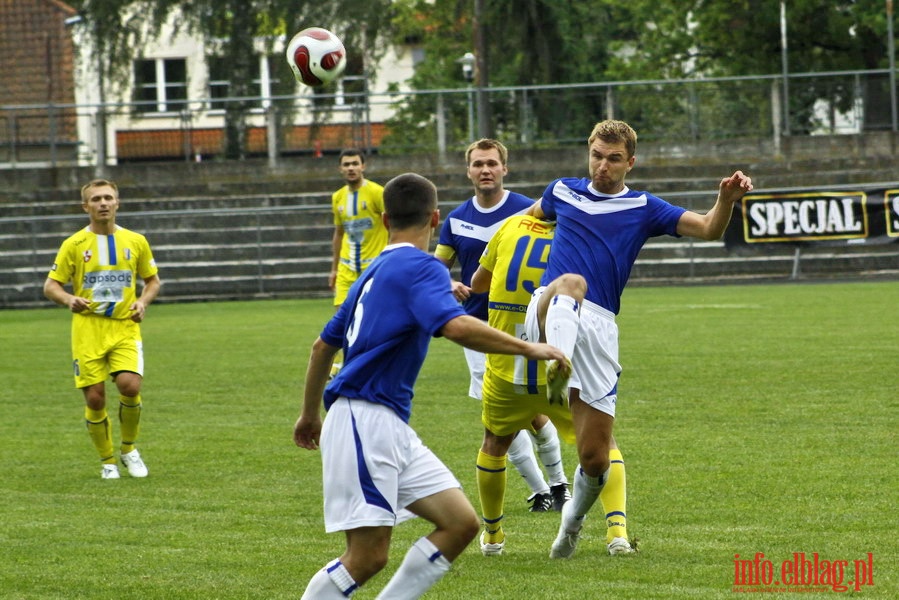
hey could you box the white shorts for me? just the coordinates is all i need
[525,287,621,417]
[320,398,461,533]
[463,346,486,400]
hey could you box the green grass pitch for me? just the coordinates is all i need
[1,281,896,599]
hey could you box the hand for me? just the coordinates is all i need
[294,414,323,450]
[129,300,147,322]
[525,342,568,364]
[719,170,753,205]
[451,280,471,302]
[67,296,90,314]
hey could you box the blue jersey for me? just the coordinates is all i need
[320,243,467,422]
[539,178,686,314]
[436,191,533,319]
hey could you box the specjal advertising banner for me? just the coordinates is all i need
[723,185,899,249]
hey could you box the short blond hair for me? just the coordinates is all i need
[465,138,508,166]
[80,179,119,203]
[588,120,637,158]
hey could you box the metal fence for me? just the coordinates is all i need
[1,68,896,168]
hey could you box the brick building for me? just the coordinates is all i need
[0,0,80,162]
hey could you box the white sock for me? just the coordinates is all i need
[301,558,359,599]
[375,537,451,600]
[507,430,549,495]
[545,295,580,358]
[530,420,566,487]
[566,465,608,531]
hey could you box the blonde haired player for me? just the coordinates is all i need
[471,214,632,556]
[44,179,160,479]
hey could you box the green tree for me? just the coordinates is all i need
[604,0,897,133]
[383,0,637,151]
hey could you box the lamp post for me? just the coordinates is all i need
[780,1,791,136]
[456,52,476,142]
[888,0,897,132]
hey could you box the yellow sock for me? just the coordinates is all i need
[476,450,507,543]
[600,448,628,543]
[118,394,142,454]
[85,407,114,463]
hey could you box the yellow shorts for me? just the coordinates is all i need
[71,314,143,388]
[334,263,361,306]
[481,369,575,445]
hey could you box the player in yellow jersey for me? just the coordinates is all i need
[44,179,161,480]
[471,214,634,556]
[328,149,388,376]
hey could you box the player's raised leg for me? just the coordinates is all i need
[536,274,586,404]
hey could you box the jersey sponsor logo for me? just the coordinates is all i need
[449,218,497,242]
[488,301,528,313]
[82,270,133,288]
[344,217,374,243]
[554,182,647,215]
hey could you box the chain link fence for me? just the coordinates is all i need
[2,69,896,168]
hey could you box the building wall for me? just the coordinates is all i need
[0,0,78,151]
[66,8,416,163]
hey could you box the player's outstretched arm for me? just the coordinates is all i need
[677,170,753,240]
[441,315,565,363]
[294,336,338,450]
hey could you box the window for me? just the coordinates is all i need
[133,58,188,113]
[207,55,280,111]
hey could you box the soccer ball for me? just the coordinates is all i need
[286,27,346,87]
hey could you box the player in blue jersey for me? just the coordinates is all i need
[526,120,753,559]
[44,179,161,480]
[294,173,567,600]
[435,139,570,514]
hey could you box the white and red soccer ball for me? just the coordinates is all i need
[286,27,346,87]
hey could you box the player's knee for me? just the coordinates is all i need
[554,273,587,300]
[578,447,610,478]
[346,552,389,585]
[82,386,106,410]
[456,510,480,544]
[114,372,142,397]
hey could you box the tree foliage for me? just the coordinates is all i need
[388,0,895,147]
[67,0,897,155]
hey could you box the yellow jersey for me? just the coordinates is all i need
[48,225,158,319]
[479,215,554,385]
[332,180,388,274]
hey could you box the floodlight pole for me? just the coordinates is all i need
[473,0,491,139]
[780,1,791,136]
[888,0,897,132]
